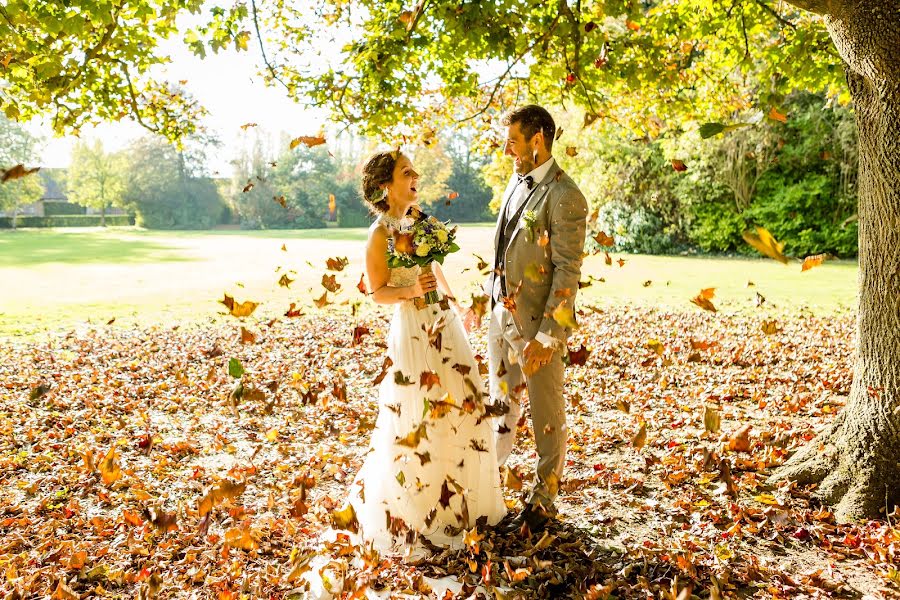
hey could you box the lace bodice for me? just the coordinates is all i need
[380,213,420,288]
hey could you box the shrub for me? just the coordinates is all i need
[0,215,134,228]
[42,202,86,216]
[594,201,679,254]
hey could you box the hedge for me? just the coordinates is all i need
[42,202,87,216]
[0,214,134,228]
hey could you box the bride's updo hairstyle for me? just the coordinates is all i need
[361,151,399,214]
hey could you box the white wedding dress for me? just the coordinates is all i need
[347,215,507,551]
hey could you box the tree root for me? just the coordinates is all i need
[768,413,898,522]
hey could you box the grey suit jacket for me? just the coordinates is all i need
[490,163,589,342]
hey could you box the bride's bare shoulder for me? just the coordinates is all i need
[367,221,389,248]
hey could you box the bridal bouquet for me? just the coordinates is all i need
[387,211,460,305]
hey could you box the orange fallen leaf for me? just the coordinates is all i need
[801,253,830,271]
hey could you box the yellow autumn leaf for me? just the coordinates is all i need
[551,301,577,330]
[331,504,359,532]
[99,446,121,485]
[224,526,259,551]
[742,227,788,264]
[632,423,647,450]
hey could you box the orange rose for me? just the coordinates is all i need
[393,232,415,254]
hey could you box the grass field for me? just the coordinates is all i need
[0,226,858,338]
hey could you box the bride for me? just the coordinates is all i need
[344,150,507,551]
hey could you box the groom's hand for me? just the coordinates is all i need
[523,340,554,376]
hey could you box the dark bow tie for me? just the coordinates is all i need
[517,174,535,190]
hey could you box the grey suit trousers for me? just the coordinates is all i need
[489,302,566,508]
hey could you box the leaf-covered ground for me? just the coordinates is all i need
[1,306,898,599]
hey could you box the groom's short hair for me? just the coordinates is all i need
[502,105,556,152]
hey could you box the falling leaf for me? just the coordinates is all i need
[313,291,330,308]
[625,19,641,30]
[727,424,752,452]
[284,303,304,318]
[224,526,259,551]
[551,302,577,330]
[604,252,612,266]
[503,466,523,491]
[671,159,688,172]
[199,479,247,517]
[220,294,259,318]
[277,273,294,288]
[704,405,721,433]
[242,180,254,193]
[616,258,626,268]
[227,357,244,379]
[321,274,341,293]
[395,422,428,448]
[524,262,548,283]
[99,446,121,485]
[1,164,40,183]
[439,477,458,509]
[447,191,459,200]
[760,319,780,335]
[567,344,589,366]
[274,195,287,208]
[419,371,441,391]
[632,423,647,450]
[646,339,665,356]
[289,135,326,149]
[239,327,256,344]
[691,288,717,313]
[801,253,830,271]
[326,256,349,271]
[767,107,788,123]
[565,146,578,157]
[592,231,615,247]
[373,357,393,385]
[239,122,257,130]
[352,326,370,346]
[742,226,789,264]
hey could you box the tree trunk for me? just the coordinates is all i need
[101,203,106,227]
[770,0,900,522]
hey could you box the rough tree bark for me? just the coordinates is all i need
[769,0,900,521]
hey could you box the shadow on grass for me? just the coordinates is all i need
[0,230,190,266]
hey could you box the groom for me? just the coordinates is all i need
[487,105,588,533]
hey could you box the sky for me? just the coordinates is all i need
[29,28,329,174]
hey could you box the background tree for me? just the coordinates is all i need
[0,0,251,141]
[66,139,125,226]
[121,135,227,229]
[0,114,43,229]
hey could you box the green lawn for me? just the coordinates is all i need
[0,226,857,338]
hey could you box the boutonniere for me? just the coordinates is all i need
[522,210,538,242]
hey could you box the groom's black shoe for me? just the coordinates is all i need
[498,503,554,535]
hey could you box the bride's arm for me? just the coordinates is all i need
[366,225,435,304]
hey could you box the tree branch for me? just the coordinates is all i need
[457,16,561,124]
[753,0,798,30]
[114,59,160,134]
[250,0,292,94]
[781,0,837,16]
